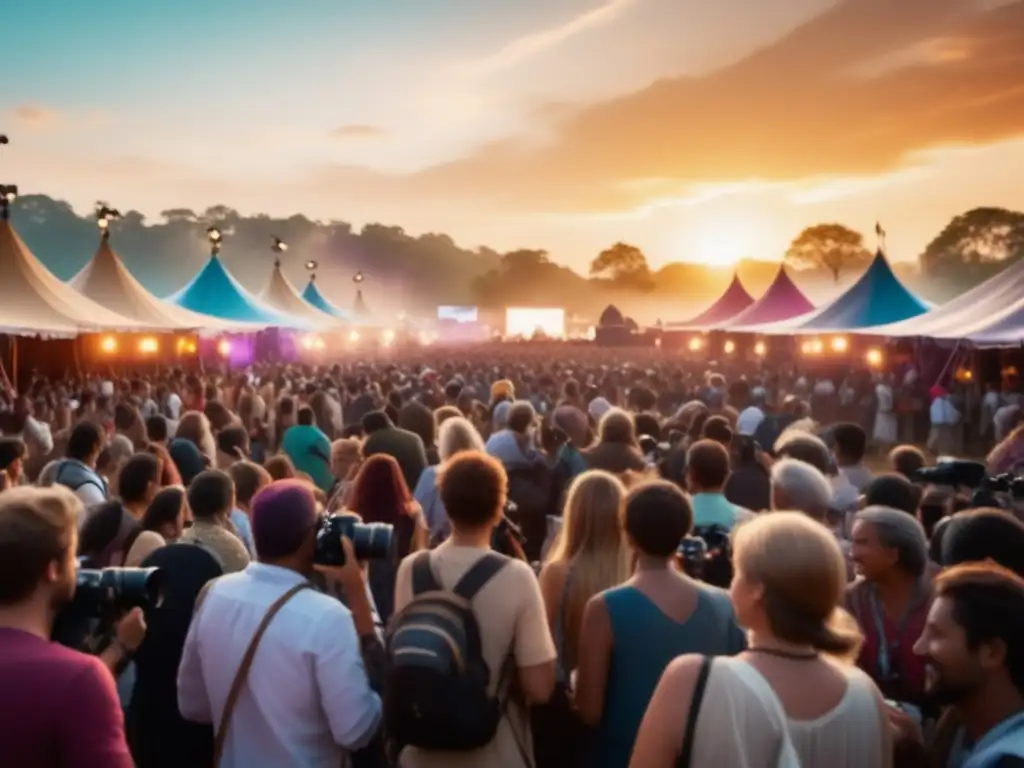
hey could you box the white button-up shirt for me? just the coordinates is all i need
[178,563,382,768]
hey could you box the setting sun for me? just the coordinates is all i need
[683,210,768,267]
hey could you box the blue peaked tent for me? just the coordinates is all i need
[791,250,930,331]
[301,276,353,321]
[167,256,312,329]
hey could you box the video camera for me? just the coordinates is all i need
[314,513,395,567]
[914,460,1024,509]
[53,566,163,649]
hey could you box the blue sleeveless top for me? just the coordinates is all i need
[590,584,747,768]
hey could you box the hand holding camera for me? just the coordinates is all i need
[115,606,147,653]
[313,535,365,596]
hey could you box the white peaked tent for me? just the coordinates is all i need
[258,260,339,331]
[0,221,140,336]
[70,240,259,332]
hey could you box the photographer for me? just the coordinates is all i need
[178,479,383,767]
[0,486,134,767]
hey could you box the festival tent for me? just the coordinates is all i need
[669,274,754,328]
[70,240,258,332]
[0,220,140,336]
[301,276,354,321]
[259,260,340,330]
[783,251,931,331]
[166,255,314,329]
[722,266,815,329]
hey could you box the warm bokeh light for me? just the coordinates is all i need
[138,337,159,354]
[754,341,767,356]
[217,339,231,358]
[865,348,883,367]
[810,339,824,354]
[348,330,361,343]
[381,329,396,346]
[830,336,848,353]
[301,335,316,350]
[101,336,117,354]
[688,337,703,352]
[723,339,735,355]
[313,337,326,350]
[801,340,812,355]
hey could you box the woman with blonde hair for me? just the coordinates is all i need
[631,512,890,768]
[412,416,485,541]
[174,411,216,464]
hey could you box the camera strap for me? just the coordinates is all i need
[213,582,312,766]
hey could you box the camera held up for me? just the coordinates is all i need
[314,513,395,567]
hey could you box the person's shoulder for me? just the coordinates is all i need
[696,581,737,617]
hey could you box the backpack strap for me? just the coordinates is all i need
[677,656,713,768]
[411,550,439,596]
[453,553,509,601]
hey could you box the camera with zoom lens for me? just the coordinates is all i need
[314,513,395,567]
[53,566,163,649]
[914,460,988,489]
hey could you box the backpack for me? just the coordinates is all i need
[384,551,510,752]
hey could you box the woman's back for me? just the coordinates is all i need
[594,582,745,767]
[692,657,888,768]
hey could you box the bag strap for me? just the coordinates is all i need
[677,656,713,768]
[410,550,439,596]
[213,582,311,765]
[453,553,509,601]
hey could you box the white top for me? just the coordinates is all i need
[930,397,960,426]
[166,393,182,420]
[737,406,766,436]
[178,563,382,768]
[692,658,886,768]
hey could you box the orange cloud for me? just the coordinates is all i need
[331,124,388,140]
[312,0,1024,214]
[11,104,63,130]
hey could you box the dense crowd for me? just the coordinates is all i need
[1,346,1023,768]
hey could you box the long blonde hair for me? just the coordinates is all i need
[547,470,632,665]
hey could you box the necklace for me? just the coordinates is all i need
[748,646,819,661]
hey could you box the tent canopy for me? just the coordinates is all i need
[301,276,354,322]
[789,251,930,331]
[71,240,257,332]
[0,221,139,336]
[259,261,339,330]
[724,266,815,329]
[671,274,754,328]
[166,255,313,329]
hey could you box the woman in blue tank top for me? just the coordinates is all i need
[574,480,747,767]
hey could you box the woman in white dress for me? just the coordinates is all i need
[873,374,898,452]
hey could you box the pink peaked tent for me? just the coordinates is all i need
[724,266,814,328]
[677,274,755,327]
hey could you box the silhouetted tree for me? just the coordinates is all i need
[785,223,871,282]
[590,242,655,291]
[919,207,1024,287]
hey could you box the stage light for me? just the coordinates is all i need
[271,237,288,253]
[138,337,159,354]
[811,339,824,354]
[207,226,223,256]
[100,336,118,354]
[305,260,318,272]
[187,341,197,354]
[381,329,396,347]
[865,348,883,368]
[754,341,767,356]
[348,330,361,343]
[313,337,326,351]
[353,271,365,284]
[688,337,703,352]
[831,336,848,353]
[801,341,812,355]
[300,335,315,350]
[723,340,736,355]
[217,339,231,358]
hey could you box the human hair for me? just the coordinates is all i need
[686,439,731,492]
[361,410,391,435]
[67,421,104,462]
[733,511,861,656]
[264,453,296,481]
[625,480,692,558]
[176,411,217,461]
[114,402,139,434]
[771,458,833,520]
[598,408,638,446]
[229,461,271,508]
[865,473,921,515]
[0,437,26,473]
[934,562,1024,696]
[330,438,362,480]
[507,400,536,434]
[438,451,507,531]
[399,401,436,448]
[701,415,733,446]
[433,405,463,430]
[187,469,235,521]
[0,487,80,604]
[832,423,867,464]
[918,488,951,540]
[216,425,250,461]
[942,508,1024,577]
[437,416,485,461]
[889,445,926,481]
[855,505,929,578]
[297,405,315,427]
[348,454,421,559]
[117,452,161,505]
[145,415,169,444]
[141,486,186,533]
[444,381,463,401]
[775,430,831,474]
[634,412,661,442]
[203,400,235,433]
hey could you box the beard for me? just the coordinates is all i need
[48,569,77,613]
[923,660,985,707]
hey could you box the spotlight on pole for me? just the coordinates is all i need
[305,260,318,271]
[95,204,121,241]
[206,226,222,256]
[271,236,288,253]
[353,271,365,284]
[0,184,17,221]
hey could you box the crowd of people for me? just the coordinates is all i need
[1,345,1023,768]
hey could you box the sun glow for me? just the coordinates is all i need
[684,210,765,267]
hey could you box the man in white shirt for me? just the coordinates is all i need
[178,481,383,768]
[929,385,961,456]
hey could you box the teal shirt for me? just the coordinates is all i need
[280,424,334,493]
[691,492,739,529]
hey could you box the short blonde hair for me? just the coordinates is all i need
[437,417,485,462]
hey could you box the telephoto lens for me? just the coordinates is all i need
[71,567,163,619]
[314,513,394,566]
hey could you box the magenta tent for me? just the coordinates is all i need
[724,266,814,328]
[676,274,755,328]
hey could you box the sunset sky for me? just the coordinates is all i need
[4,0,1024,272]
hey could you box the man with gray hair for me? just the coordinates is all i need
[485,400,543,470]
[770,458,834,522]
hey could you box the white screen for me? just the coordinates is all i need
[437,305,478,323]
[505,307,565,338]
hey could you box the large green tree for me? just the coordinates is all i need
[589,242,655,291]
[919,207,1024,288]
[784,223,872,282]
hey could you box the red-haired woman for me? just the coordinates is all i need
[346,453,428,623]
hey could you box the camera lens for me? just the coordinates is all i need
[314,514,395,566]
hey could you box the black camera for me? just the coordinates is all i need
[678,536,708,578]
[53,566,162,649]
[314,513,394,567]
[914,461,988,489]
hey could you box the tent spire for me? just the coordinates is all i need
[875,222,887,255]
